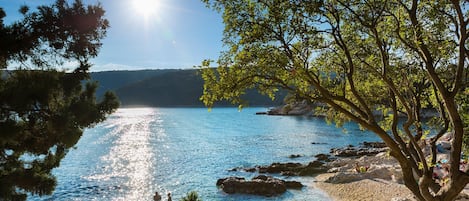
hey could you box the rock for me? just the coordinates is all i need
[315,154,331,161]
[216,175,303,196]
[298,161,328,176]
[307,160,324,168]
[362,141,387,148]
[228,167,239,172]
[223,177,282,195]
[257,161,328,176]
[289,154,302,158]
[252,175,269,180]
[258,162,303,173]
[311,142,328,145]
[228,167,258,173]
[327,167,341,173]
[330,142,388,157]
[216,177,245,186]
[267,100,314,116]
[280,171,298,176]
[330,147,358,157]
[284,181,303,189]
[244,167,257,172]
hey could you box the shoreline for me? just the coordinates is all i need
[313,173,415,201]
[310,151,416,201]
[310,152,469,201]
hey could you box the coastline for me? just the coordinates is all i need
[310,151,417,201]
[310,151,469,201]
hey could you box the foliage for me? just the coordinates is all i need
[200,0,469,200]
[0,0,118,200]
[179,191,202,201]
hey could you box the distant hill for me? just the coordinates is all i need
[90,69,177,98]
[90,69,285,107]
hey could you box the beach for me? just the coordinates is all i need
[314,173,415,201]
[312,151,469,201]
[311,151,416,201]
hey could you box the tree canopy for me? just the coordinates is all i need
[200,0,469,200]
[0,0,118,200]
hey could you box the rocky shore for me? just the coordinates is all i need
[217,141,397,197]
[217,139,469,200]
[259,100,439,118]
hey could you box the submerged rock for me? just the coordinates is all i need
[216,175,303,196]
[289,154,303,158]
[311,142,328,145]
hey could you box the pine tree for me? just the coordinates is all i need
[0,1,119,200]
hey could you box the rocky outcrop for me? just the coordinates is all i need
[330,142,388,157]
[257,160,329,176]
[216,175,303,196]
[267,100,314,116]
[229,154,333,176]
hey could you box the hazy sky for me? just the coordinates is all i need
[2,0,225,71]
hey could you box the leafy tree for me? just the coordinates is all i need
[200,0,469,200]
[0,0,118,200]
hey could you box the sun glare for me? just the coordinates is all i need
[132,0,160,18]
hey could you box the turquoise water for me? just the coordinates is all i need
[31,107,381,201]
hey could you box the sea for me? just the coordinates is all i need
[29,107,382,201]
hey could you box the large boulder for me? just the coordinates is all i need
[216,175,303,196]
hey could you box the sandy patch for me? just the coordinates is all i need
[313,173,415,201]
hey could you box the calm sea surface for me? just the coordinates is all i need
[30,107,381,201]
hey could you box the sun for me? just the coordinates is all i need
[132,0,160,18]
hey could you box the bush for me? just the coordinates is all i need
[179,191,201,201]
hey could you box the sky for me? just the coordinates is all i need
[1,0,225,71]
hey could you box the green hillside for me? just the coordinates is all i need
[91,69,285,107]
[90,69,177,97]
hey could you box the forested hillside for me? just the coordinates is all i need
[91,69,284,107]
[90,69,177,97]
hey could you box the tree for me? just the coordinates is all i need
[200,0,469,200]
[0,0,119,200]
[179,191,202,201]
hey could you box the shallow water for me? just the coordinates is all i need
[31,107,381,201]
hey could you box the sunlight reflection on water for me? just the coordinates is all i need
[31,107,384,201]
[86,108,161,200]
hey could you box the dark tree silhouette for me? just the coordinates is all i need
[0,0,119,200]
